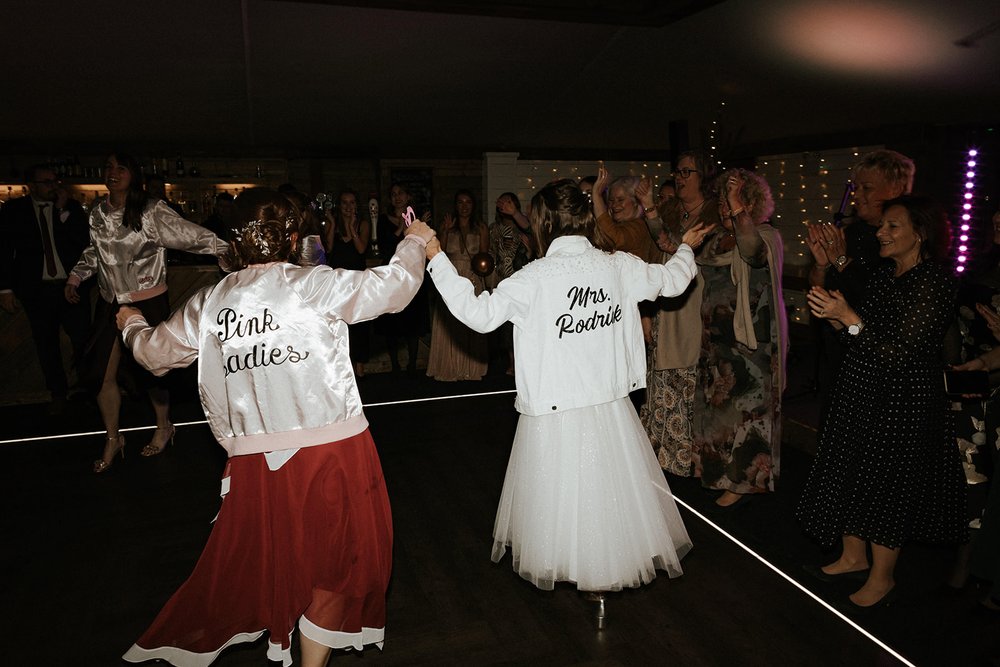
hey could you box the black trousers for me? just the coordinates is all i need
[20,280,92,397]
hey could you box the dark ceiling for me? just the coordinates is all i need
[3,0,999,157]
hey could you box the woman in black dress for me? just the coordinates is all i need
[798,195,967,609]
[325,188,371,377]
[374,182,429,372]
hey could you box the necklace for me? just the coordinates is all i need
[681,199,706,221]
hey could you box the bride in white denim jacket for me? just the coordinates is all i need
[425,178,713,598]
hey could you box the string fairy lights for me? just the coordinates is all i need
[757,146,881,324]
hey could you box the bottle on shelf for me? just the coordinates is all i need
[161,158,170,177]
[175,157,185,178]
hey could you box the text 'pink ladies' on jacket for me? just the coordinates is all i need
[121,235,427,457]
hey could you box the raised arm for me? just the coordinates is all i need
[150,200,228,256]
[295,221,434,324]
[425,250,526,334]
[591,163,611,220]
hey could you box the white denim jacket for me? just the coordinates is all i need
[121,235,427,457]
[428,235,696,415]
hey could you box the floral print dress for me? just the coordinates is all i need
[691,233,782,493]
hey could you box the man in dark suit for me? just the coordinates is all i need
[0,165,92,413]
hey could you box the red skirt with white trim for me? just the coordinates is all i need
[123,429,393,667]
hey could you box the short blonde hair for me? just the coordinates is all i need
[855,149,915,193]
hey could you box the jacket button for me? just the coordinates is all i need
[551,405,557,410]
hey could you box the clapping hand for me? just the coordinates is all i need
[806,223,830,266]
[440,212,456,232]
[807,286,852,324]
[817,223,846,264]
[594,162,610,196]
[635,177,656,212]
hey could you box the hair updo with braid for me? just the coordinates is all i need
[529,179,601,256]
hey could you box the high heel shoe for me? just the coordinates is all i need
[141,424,175,457]
[93,434,125,473]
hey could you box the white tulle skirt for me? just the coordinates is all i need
[492,397,693,591]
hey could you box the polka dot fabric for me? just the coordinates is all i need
[797,261,967,549]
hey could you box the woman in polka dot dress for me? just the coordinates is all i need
[797,194,967,610]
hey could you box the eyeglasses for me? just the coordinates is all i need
[33,179,59,185]
[672,169,696,179]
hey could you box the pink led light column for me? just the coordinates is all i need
[955,148,979,273]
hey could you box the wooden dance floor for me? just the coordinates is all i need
[3,369,997,666]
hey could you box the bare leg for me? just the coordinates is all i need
[142,386,173,455]
[299,633,332,667]
[821,534,870,575]
[849,542,899,606]
[95,339,123,466]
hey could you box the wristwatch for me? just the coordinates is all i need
[847,321,865,335]
[834,255,848,269]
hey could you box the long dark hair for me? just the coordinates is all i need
[334,188,359,238]
[494,191,522,222]
[387,181,411,216]
[107,152,149,233]
[453,189,484,232]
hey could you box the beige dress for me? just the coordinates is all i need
[426,228,489,381]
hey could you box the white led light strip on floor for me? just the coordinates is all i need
[0,388,918,665]
[672,497,916,667]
